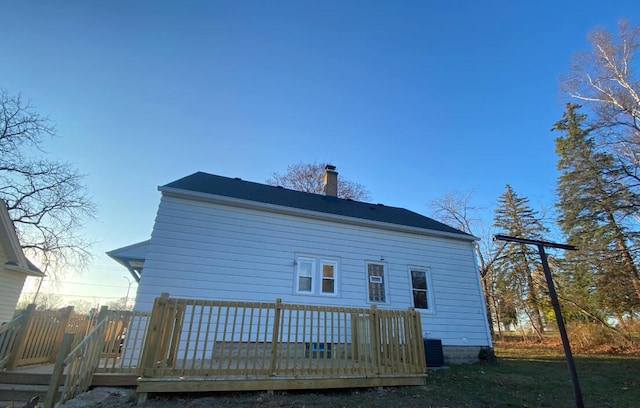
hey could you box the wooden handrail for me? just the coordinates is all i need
[43,333,74,408]
[47,318,108,407]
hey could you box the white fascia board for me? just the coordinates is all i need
[107,240,150,259]
[159,187,478,243]
[4,262,43,277]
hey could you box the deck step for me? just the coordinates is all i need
[0,371,137,387]
[0,370,137,406]
[0,372,50,385]
[0,383,51,404]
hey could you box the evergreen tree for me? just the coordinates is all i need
[493,184,549,336]
[553,103,640,317]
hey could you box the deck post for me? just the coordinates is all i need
[6,304,36,370]
[138,293,170,377]
[269,298,282,375]
[43,332,74,408]
[369,305,380,373]
[51,306,74,363]
[408,307,425,372]
[351,313,359,361]
[96,305,109,323]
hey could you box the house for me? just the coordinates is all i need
[0,200,44,323]
[109,166,492,363]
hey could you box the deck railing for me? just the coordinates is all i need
[66,312,94,350]
[5,305,74,369]
[94,309,151,373]
[138,294,425,378]
[0,308,29,369]
[3,304,148,372]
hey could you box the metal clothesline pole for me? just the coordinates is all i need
[493,234,583,408]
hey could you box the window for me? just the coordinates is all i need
[295,256,338,295]
[410,267,432,310]
[321,263,335,293]
[367,262,387,303]
[297,258,314,292]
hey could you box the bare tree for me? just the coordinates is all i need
[15,292,64,311]
[0,89,97,278]
[266,162,372,201]
[429,190,505,336]
[562,20,640,181]
[108,296,134,311]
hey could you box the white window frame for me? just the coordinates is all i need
[366,261,388,304]
[409,266,434,312]
[296,257,315,293]
[295,255,339,296]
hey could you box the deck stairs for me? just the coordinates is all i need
[0,371,51,406]
[0,369,136,406]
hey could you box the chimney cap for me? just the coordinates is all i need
[324,164,336,171]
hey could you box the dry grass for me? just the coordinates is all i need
[495,323,640,356]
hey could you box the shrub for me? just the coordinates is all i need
[566,322,634,353]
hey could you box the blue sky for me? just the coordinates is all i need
[2,1,638,305]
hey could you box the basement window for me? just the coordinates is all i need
[295,256,338,296]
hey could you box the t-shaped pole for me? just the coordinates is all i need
[493,234,583,408]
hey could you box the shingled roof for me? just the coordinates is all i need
[161,172,474,240]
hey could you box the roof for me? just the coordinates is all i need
[0,200,44,277]
[107,240,148,282]
[161,172,474,240]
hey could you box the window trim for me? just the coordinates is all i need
[409,266,434,312]
[294,255,339,296]
[365,261,389,304]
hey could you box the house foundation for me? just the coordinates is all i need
[442,346,485,364]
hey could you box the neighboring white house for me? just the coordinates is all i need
[109,167,492,363]
[0,200,44,323]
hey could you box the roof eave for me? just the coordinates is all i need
[159,186,478,243]
[4,262,44,277]
[0,200,42,274]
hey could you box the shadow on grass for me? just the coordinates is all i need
[138,341,640,408]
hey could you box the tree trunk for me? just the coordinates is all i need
[480,274,496,337]
[607,212,640,300]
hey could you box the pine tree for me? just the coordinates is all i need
[553,103,640,317]
[493,184,549,336]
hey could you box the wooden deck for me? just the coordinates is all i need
[134,295,427,402]
[1,296,428,406]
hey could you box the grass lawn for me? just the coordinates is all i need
[141,340,640,408]
[415,346,640,407]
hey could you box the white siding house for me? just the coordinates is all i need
[0,201,43,323]
[110,168,492,363]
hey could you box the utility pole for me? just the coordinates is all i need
[494,234,583,408]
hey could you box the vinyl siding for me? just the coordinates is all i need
[0,252,26,323]
[136,195,491,347]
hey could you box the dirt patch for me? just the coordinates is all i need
[57,388,134,408]
[55,387,422,408]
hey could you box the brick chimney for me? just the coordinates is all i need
[323,165,338,197]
